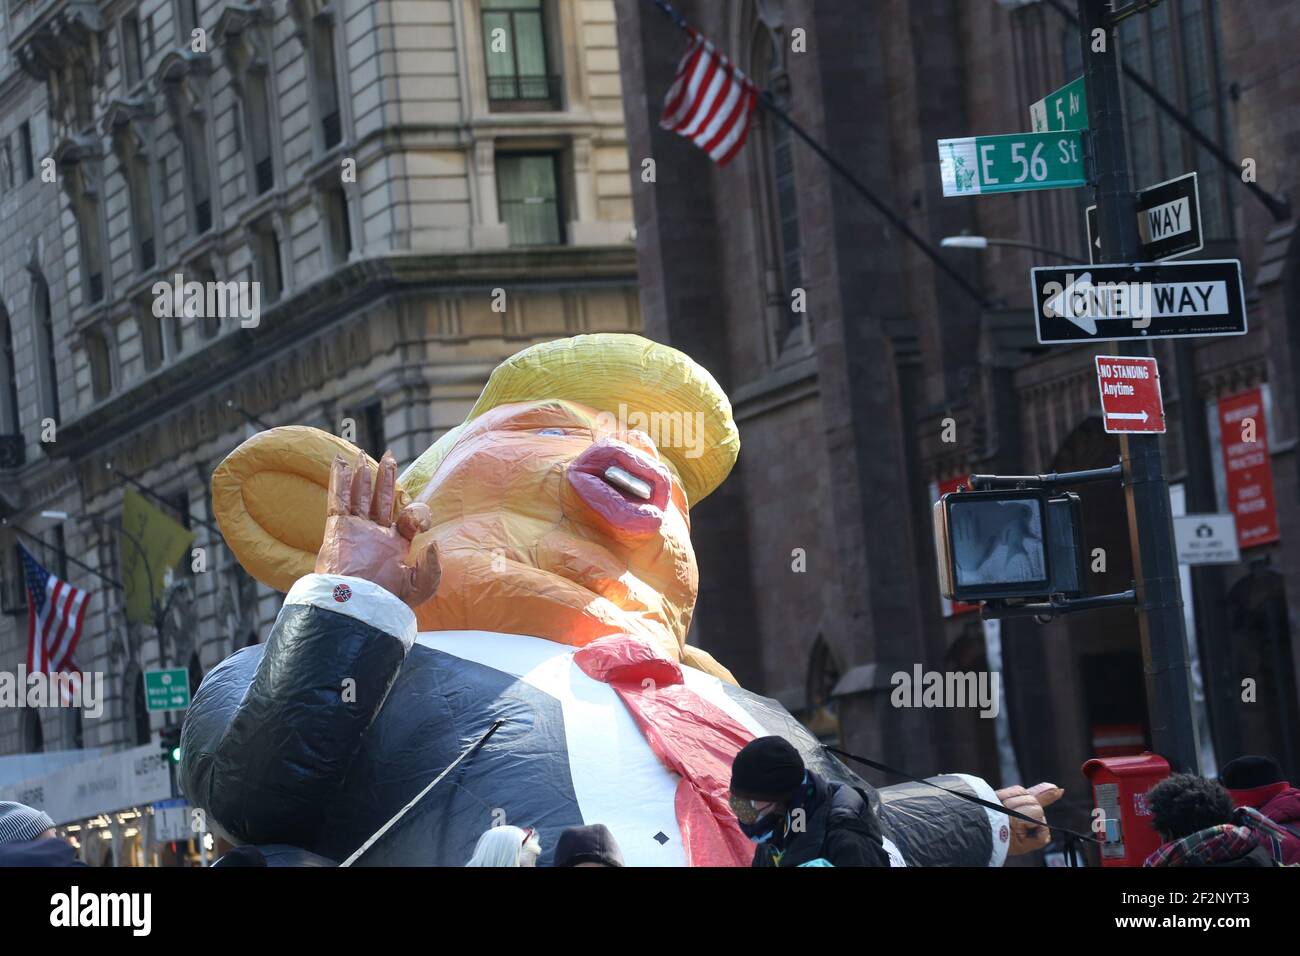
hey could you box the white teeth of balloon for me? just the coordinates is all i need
[604,465,652,500]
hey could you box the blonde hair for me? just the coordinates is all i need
[464,825,542,867]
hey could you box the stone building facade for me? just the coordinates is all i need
[0,0,639,759]
[615,0,1300,840]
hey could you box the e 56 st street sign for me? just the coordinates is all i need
[1030,76,1087,132]
[1086,172,1203,264]
[939,130,1086,196]
[1031,259,1247,344]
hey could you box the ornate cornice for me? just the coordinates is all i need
[12,1,103,81]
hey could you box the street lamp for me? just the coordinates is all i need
[940,235,1080,262]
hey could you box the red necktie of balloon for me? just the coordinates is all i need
[574,634,755,867]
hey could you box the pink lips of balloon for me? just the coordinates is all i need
[567,439,672,538]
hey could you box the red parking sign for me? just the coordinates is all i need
[1094,355,1166,434]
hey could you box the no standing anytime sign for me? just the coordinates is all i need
[1095,355,1166,434]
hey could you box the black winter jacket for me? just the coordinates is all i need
[751,772,891,867]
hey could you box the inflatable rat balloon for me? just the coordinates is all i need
[182,333,1060,866]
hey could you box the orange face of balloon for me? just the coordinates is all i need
[408,399,698,660]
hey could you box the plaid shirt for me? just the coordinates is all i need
[1145,824,1266,867]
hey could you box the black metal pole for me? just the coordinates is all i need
[1079,0,1201,773]
[2,520,122,589]
[756,94,994,310]
[106,461,223,537]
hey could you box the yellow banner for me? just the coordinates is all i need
[121,490,194,625]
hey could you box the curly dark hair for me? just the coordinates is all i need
[1147,773,1236,842]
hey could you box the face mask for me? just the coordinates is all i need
[739,814,778,843]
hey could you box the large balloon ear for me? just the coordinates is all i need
[211,425,408,592]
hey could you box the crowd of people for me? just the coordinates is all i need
[2,740,1296,867]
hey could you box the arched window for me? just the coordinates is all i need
[217,10,278,198]
[0,307,19,434]
[309,8,343,148]
[804,636,842,744]
[31,272,60,422]
[112,127,157,272]
[57,155,106,304]
[162,64,215,236]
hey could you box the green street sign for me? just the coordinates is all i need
[1031,75,1088,132]
[938,130,1086,197]
[144,667,191,712]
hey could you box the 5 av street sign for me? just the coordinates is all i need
[1030,76,1087,132]
[1031,259,1247,344]
[939,130,1086,196]
[1086,172,1203,263]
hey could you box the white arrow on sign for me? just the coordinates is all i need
[1043,272,1111,334]
[1106,410,1149,422]
[1042,271,1230,335]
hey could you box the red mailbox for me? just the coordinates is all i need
[1082,752,1170,867]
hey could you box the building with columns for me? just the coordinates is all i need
[0,0,639,859]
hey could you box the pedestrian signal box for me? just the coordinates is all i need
[933,488,1085,603]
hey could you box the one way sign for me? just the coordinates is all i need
[1086,172,1203,264]
[1031,259,1248,344]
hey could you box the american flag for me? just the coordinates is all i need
[19,542,89,702]
[659,29,760,166]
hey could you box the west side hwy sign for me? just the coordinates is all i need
[1031,259,1247,344]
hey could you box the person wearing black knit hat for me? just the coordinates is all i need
[729,736,889,867]
[1220,755,1300,865]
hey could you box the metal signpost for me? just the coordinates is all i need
[1078,0,1202,774]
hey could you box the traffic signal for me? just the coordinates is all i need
[160,725,182,765]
